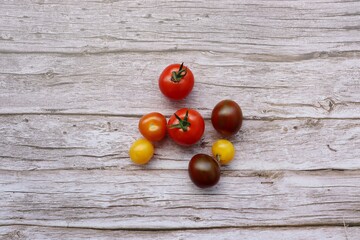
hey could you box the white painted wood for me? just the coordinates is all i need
[0,0,359,55]
[1,226,359,240]
[0,115,359,171]
[0,53,359,119]
[0,170,359,228]
[1,0,359,238]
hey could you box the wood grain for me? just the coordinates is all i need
[0,115,359,171]
[1,226,359,240]
[1,0,360,238]
[0,0,359,55]
[1,52,359,119]
[1,170,360,228]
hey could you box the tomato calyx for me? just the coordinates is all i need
[169,110,191,132]
[171,62,187,83]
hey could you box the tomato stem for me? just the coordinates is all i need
[171,62,187,83]
[215,154,221,163]
[169,110,191,132]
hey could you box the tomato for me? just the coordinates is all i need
[129,138,154,165]
[139,112,167,142]
[158,63,194,100]
[212,139,235,165]
[188,154,220,188]
[211,100,243,136]
[168,108,205,146]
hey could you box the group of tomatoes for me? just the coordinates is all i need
[129,63,243,188]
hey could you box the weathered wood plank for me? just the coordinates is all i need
[0,53,359,118]
[0,115,359,171]
[0,170,359,228]
[0,0,359,55]
[1,226,359,240]
[1,0,359,237]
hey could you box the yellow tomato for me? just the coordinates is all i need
[129,138,154,164]
[211,139,235,165]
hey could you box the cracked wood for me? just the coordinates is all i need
[0,170,359,229]
[0,115,359,171]
[0,53,359,118]
[0,0,359,239]
[0,226,359,240]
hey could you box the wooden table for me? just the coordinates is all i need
[1,0,359,239]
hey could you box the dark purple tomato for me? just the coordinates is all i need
[188,154,220,188]
[211,100,243,136]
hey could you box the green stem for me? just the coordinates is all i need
[215,154,221,163]
[169,110,191,132]
[171,62,187,82]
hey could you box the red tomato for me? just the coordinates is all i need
[139,112,167,142]
[158,63,194,100]
[168,108,205,146]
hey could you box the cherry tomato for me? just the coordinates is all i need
[188,154,220,188]
[158,63,194,100]
[211,100,243,136]
[129,138,154,165]
[168,108,205,146]
[139,112,167,142]
[212,139,235,165]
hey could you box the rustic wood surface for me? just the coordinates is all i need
[1,0,359,239]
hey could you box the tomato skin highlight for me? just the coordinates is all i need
[167,108,205,146]
[158,63,194,100]
[129,138,154,165]
[211,100,243,136]
[188,154,220,188]
[139,112,167,142]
